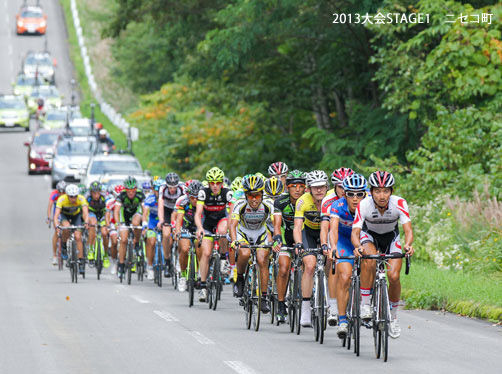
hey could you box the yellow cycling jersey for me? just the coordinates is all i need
[56,194,88,216]
[294,192,322,230]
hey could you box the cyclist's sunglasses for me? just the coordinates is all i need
[287,183,305,188]
[209,181,222,185]
[246,192,262,199]
[346,191,365,198]
[125,188,137,192]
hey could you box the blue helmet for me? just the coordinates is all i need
[342,173,367,192]
[142,181,152,190]
[153,179,163,191]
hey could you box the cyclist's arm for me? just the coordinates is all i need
[194,202,204,233]
[105,209,111,226]
[402,221,414,255]
[142,206,149,226]
[158,193,164,224]
[229,217,238,243]
[293,218,303,245]
[47,199,54,220]
[82,205,89,223]
[113,203,121,225]
[54,207,61,225]
[320,220,330,247]
[329,215,340,251]
[351,227,362,249]
[175,210,184,234]
[273,213,282,237]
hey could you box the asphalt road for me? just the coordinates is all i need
[0,1,501,373]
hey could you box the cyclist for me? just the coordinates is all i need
[143,179,163,280]
[106,184,123,275]
[114,176,146,277]
[98,129,116,151]
[158,172,184,277]
[268,161,289,186]
[230,175,274,314]
[264,176,285,201]
[195,167,232,302]
[54,184,89,273]
[226,176,244,282]
[352,171,414,339]
[47,181,66,265]
[293,170,329,327]
[328,173,367,338]
[320,167,354,326]
[86,181,109,267]
[272,170,306,323]
[142,181,153,196]
[174,180,203,292]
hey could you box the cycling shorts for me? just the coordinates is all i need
[202,217,228,237]
[60,213,83,226]
[163,207,174,223]
[360,229,401,254]
[301,227,320,257]
[236,226,268,247]
[88,212,106,226]
[146,229,157,239]
[336,236,355,265]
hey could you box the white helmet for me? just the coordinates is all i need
[99,129,107,136]
[306,170,328,187]
[65,184,79,197]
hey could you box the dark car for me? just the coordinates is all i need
[24,129,63,174]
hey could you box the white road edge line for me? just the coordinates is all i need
[130,295,150,304]
[223,361,257,374]
[187,330,215,345]
[153,310,179,322]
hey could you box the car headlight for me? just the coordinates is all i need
[53,160,64,169]
[40,21,46,28]
[29,150,39,159]
[18,21,24,27]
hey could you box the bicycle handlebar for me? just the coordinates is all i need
[57,225,86,230]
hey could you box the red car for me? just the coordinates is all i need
[16,6,47,35]
[24,129,62,174]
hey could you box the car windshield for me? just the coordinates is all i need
[46,111,66,121]
[33,133,59,146]
[57,141,95,156]
[89,160,142,174]
[0,98,26,109]
[70,126,91,136]
[21,10,43,18]
[16,75,41,86]
[25,55,52,66]
[31,86,59,98]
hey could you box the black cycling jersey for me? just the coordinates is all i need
[116,190,146,216]
[274,194,296,246]
[86,193,107,220]
[197,186,233,223]
[177,195,197,231]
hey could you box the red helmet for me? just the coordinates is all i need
[268,161,289,176]
[331,167,354,185]
[185,179,194,188]
[95,122,103,130]
[114,185,125,196]
[368,171,395,188]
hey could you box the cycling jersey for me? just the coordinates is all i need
[86,193,107,221]
[144,194,159,229]
[56,194,88,216]
[274,194,295,246]
[116,190,145,223]
[330,197,356,264]
[197,186,233,231]
[353,195,410,234]
[176,195,198,232]
[321,190,340,221]
[294,192,322,230]
[229,189,245,205]
[231,199,273,245]
[159,184,185,209]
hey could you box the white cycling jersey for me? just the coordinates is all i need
[352,195,410,234]
[159,183,185,209]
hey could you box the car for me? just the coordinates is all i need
[69,118,93,137]
[26,85,62,114]
[0,94,30,131]
[24,129,63,174]
[22,51,55,84]
[51,136,97,188]
[82,153,150,189]
[39,109,67,130]
[16,6,47,35]
[12,74,48,98]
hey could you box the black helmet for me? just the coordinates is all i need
[187,180,203,197]
[165,172,180,187]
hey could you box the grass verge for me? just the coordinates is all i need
[401,260,502,322]
[59,0,127,150]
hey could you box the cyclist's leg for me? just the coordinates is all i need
[52,228,58,257]
[387,236,403,322]
[145,230,156,266]
[109,227,118,260]
[131,213,142,245]
[73,214,84,259]
[216,218,229,255]
[101,222,109,253]
[118,213,130,264]
[88,213,97,248]
[255,232,270,293]
[359,231,377,316]
[199,236,213,283]
[336,261,353,316]
[161,207,173,259]
[277,249,292,302]
[300,229,317,299]
[178,238,190,275]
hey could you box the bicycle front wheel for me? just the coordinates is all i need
[126,242,133,285]
[381,282,390,362]
[211,253,220,311]
[353,275,361,356]
[96,241,103,280]
[318,273,326,344]
[252,265,262,332]
[295,267,302,335]
[188,251,195,307]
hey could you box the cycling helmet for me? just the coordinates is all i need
[95,122,103,130]
[123,176,137,189]
[223,177,230,186]
[56,180,67,193]
[78,183,87,194]
[231,176,243,192]
[268,161,289,176]
[65,184,79,197]
[306,170,328,187]
[206,167,224,182]
[187,180,203,197]
[286,170,306,185]
[114,184,125,196]
[142,181,152,190]
[265,176,284,197]
[342,173,367,192]
[184,179,194,188]
[165,172,180,187]
[368,171,395,188]
[152,175,161,182]
[331,167,354,185]
[242,174,265,193]
[202,180,208,187]
[153,179,163,191]
[89,181,102,193]
[99,129,107,137]
[255,172,266,180]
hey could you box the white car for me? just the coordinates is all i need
[69,118,93,137]
[82,153,150,188]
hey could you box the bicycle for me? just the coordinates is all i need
[180,231,198,307]
[118,225,143,285]
[239,244,273,332]
[286,249,302,335]
[268,251,279,325]
[136,238,146,282]
[171,236,179,290]
[332,253,361,356]
[88,224,107,280]
[55,223,64,271]
[57,225,85,283]
[361,252,410,362]
[302,247,329,344]
[153,228,165,287]
[205,233,226,311]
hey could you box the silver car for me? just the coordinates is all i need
[22,51,55,84]
[51,136,97,188]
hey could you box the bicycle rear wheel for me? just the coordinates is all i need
[244,266,252,330]
[57,238,64,271]
[373,286,381,359]
[188,251,195,307]
[381,283,390,362]
[287,276,295,332]
[353,276,361,357]
[252,266,261,332]
[318,273,326,344]
[211,253,220,311]
[96,241,103,280]
[126,242,133,285]
[295,267,302,335]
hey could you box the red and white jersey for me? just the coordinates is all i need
[174,194,187,211]
[353,195,410,234]
[320,189,340,221]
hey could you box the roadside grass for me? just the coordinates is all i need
[402,260,502,322]
[59,0,127,150]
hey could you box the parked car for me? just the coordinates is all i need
[82,153,150,188]
[22,51,55,84]
[0,94,30,131]
[24,129,63,174]
[51,136,97,188]
[16,5,47,35]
